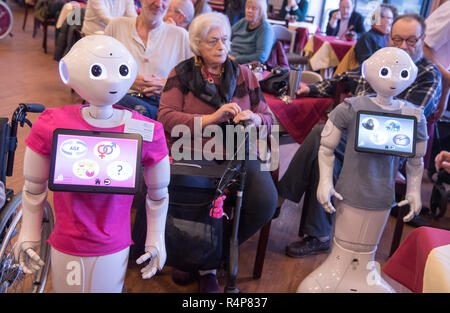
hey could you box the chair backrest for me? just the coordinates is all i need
[271,24,295,54]
[300,70,322,84]
[272,24,292,42]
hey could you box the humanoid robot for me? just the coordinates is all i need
[298,47,428,293]
[14,35,170,292]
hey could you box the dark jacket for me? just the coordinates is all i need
[326,10,365,38]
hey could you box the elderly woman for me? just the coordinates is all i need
[158,12,278,293]
[229,0,275,64]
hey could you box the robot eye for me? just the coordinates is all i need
[119,64,130,78]
[89,63,107,80]
[400,69,410,80]
[379,67,391,78]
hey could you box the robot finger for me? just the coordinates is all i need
[136,251,152,265]
[141,266,157,279]
[26,248,45,267]
[333,191,343,201]
[402,210,415,222]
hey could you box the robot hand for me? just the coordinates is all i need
[317,181,343,214]
[398,192,421,222]
[136,244,166,279]
[14,240,44,274]
[317,121,343,214]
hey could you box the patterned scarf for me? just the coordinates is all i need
[174,56,240,109]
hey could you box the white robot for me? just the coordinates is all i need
[298,47,427,292]
[14,35,170,292]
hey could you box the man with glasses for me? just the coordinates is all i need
[105,0,193,120]
[278,13,441,259]
[354,4,396,64]
[164,0,195,29]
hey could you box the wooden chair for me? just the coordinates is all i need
[32,1,57,54]
[271,24,308,68]
[22,1,36,30]
[300,70,323,84]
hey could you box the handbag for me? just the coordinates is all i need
[259,66,290,97]
[165,178,223,272]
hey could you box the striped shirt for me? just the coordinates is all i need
[308,57,442,118]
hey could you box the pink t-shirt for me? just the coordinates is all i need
[25,105,168,256]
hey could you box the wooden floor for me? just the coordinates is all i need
[1,2,449,293]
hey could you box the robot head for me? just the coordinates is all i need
[59,35,137,107]
[361,47,417,98]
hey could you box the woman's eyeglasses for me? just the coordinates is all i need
[204,37,229,48]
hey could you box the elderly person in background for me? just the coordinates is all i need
[81,0,137,36]
[354,4,396,63]
[229,0,275,65]
[279,0,309,22]
[327,0,365,39]
[105,0,192,120]
[191,0,212,17]
[164,0,195,29]
[158,12,278,293]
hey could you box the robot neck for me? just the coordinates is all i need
[86,104,114,120]
[371,94,396,110]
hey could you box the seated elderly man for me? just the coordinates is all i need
[164,0,195,29]
[105,0,193,120]
[82,0,138,36]
[327,0,365,39]
[279,13,442,259]
[354,4,396,63]
[229,0,275,65]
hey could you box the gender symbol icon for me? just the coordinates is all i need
[94,141,120,161]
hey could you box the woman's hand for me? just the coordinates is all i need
[233,110,262,126]
[202,102,242,127]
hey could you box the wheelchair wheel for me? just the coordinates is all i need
[0,192,54,293]
[0,1,13,40]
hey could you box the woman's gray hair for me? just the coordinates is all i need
[188,12,231,56]
[247,0,268,21]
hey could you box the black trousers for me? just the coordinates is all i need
[130,159,278,260]
[278,125,346,238]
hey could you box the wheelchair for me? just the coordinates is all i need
[0,103,54,293]
[166,122,253,293]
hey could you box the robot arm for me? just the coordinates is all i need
[136,155,170,279]
[399,140,426,222]
[14,147,50,273]
[317,120,344,214]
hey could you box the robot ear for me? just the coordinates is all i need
[361,62,366,79]
[59,60,69,85]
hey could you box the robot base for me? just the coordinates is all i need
[297,238,395,293]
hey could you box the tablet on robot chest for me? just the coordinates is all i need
[49,128,142,194]
[355,110,417,158]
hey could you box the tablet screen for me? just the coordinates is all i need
[355,110,417,158]
[49,129,142,194]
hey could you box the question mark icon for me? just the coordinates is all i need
[117,165,123,176]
